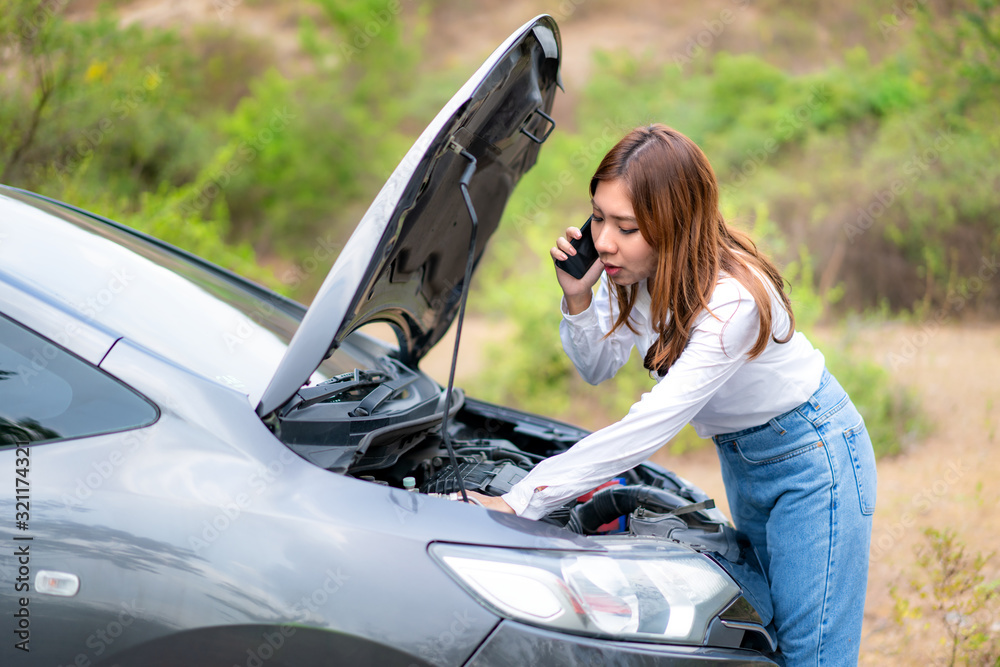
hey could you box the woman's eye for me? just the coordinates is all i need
[620,227,638,235]
[591,216,604,223]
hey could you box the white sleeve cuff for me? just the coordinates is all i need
[560,294,600,327]
[501,484,534,516]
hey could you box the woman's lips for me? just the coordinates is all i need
[603,263,622,277]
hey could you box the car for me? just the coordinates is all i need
[0,15,780,667]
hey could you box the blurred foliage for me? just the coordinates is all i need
[783,249,926,458]
[574,23,999,316]
[0,0,433,287]
[891,527,1000,666]
[217,0,432,253]
[1,0,996,453]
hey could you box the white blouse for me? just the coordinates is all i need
[502,273,825,520]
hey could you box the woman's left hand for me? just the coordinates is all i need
[464,491,515,513]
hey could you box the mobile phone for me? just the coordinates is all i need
[553,216,599,280]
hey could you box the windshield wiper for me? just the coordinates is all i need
[288,357,419,414]
[292,369,391,410]
[349,372,419,417]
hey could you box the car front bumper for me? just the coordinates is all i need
[464,620,779,666]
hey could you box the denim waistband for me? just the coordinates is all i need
[713,368,833,443]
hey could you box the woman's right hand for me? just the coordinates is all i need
[551,226,604,314]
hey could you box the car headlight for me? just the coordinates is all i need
[430,539,740,645]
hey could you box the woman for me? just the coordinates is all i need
[471,124,877,665]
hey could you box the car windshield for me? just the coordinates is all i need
[0,189,377,404]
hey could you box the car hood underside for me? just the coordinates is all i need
[256,17,561,419]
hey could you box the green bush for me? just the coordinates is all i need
[891,527,1000,666]
[0,0,439,300]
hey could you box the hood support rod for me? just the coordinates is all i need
[438,145,479,504]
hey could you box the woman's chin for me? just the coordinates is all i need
[606,271,637,286]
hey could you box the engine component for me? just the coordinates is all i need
[276,358,448,474]
[567,484,718,535]
[421,459,528,496]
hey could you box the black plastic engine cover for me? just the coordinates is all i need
[421,459,528,495]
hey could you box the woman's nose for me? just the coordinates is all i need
[593,224,615,254]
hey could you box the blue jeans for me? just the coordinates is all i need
[712,369,876,666]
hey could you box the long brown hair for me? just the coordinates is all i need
[591,124,794,375]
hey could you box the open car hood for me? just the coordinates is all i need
[257,16,560,418]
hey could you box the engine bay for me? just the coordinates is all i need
[274,357,733,536]
[270,358,777,652]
